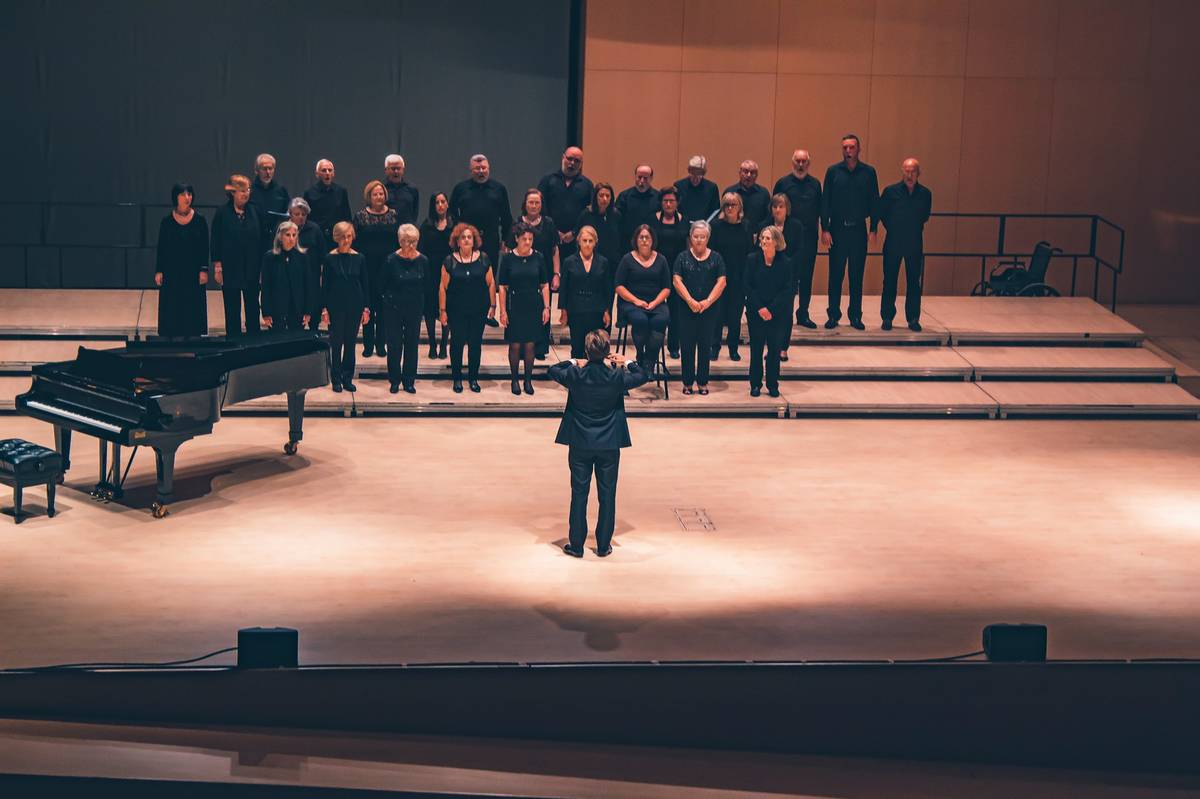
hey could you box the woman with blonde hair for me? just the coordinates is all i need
[260,220,313,331]
[210,173,263,336]
[320,221,370,392]
[379,224,428,393]
[354,179,399,358]
[709,191,753,361]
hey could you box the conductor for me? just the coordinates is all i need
[548,330,650,558]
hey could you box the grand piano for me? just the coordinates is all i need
[15,332,330,518]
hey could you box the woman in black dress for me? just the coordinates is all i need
[154,182,209,337]
[744,225,794,398]
[260,221,313,331]
[211,174,262,336]
[614,224,671,369]
[354,180,400,358]
[764,193,805,361]
[709,192,754,361]
[379,224,427,394]
[558,225,612,359]
[512,189,560,359]
[654,186,688,359]
[418,192,453,359]
[498,222,550,396]
[439,223,496,393]
[320,222,370,393]
[574,182,622,283]
[289,197,326,332]
[672,221,727,395]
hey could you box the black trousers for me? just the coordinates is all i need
[677,305,720,385]
[620,302,669,365]
[881,246,923,324]
[793,232,818,322]
[362,266,386,354]
[715,278,744,353]
[567,309,606,359]
[748,312,790,390]
[384,305,422,385]
[222,285,260,336]
[568,445,620,552]
[827,222,867,322]
[537,288,555,355]
[666,294,682,352]
[328,307,362,384]
[448,311,485,381]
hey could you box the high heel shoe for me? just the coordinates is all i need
[523,379,534,395]
[468,380,481,393]
[511,379,521,395]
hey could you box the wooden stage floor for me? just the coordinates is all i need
[2,414,1198,670]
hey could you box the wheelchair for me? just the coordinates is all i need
[970,240,1063,297]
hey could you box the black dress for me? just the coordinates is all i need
[498,251,548,343]
[655,214,689,352]
[260,247,312,331]
[442,252,493,382]
[559,253,613,359]
[419,219,453,319]
[709,218,754,353]
[155,212,209,337]
[354,207,400,354]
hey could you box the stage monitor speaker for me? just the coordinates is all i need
[237,627,298,669]
[982,623,1047,662]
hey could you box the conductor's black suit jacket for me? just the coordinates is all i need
[548,360,650,449]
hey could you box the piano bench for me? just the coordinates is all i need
[0,438,62,524]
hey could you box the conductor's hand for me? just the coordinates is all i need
[607,353,628,367]
[821,231,832,249]
[559,309,568,326]
[198,271,208,285]
[759,308,772,321]
[154,272,163,287]
[321,308,330,327]
[262,315,273,329]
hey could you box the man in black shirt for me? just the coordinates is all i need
[383,154,420,225]
[615,164,661,248]
[773,149,823,327]
[878,158,933,332]
[674,154,720,224]
[303,159,352,243]
[538,146,594,263]
[248,153,289,254]
[449,153,513,270]
[724,159,771,232]
[820,134,879,329]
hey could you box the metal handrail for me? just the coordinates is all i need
[0,201,1126,310]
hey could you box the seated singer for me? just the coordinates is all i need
[548,330,649,559]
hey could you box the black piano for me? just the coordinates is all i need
[15,332,330,518]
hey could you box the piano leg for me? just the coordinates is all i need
[284,389,307,455]
[91,441,124,502]
[151,437,186,519]
[53,426,72,484]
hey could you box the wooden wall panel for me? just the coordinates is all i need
[1148,0,1200,81]
[585,0,683,71]
[681,0,779,73]
[1055,0,1150,79]
[581,70,681,191]
[867,76,965,211]
[957,79,1054,213]
[965,0,1058,78]
[777,0,877,75]
[771,75,872,185]
[871,0,969,77]
[678,74,777,189]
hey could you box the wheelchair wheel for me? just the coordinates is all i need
[1017,283,1060,297]
[970,281,993,296]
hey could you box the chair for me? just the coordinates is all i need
[614,309,670,399]
[971,240,1063,297]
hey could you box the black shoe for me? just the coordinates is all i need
[389,383,400,394]
[562,544,584,558]
[768,387,780,398]
[668,349,680,359]
[799,317,818,329]
[750,386,761,397]
[535,352,548,361]
[824,319,838,329]
[596,546,613,558]
[343,381,357,392]
[881,320,893,331]
[428,345,438,359]
[377,347,387,358]
[729,349,742,361]
[511,379,521,395]
[453,380,463,393]
[404,383,416,394]
[331,382,343,393]
[468,380,481,393]
[850,319,865,331]
[710,347,721,361]
[796,309,805,325]
[484,317,500,327]
[362,346,373,358]
[909,321,923,332]
[523,380,534,395]
[437,345,447,359]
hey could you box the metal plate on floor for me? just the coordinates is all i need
[674,507,715,531]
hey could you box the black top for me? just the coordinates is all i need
[352,208,401,281]
[498,251,548,304]
[384,180,420,225]
[510,215,559,271]
[549,360,650,449]
[248,178,290,243]
[762,217,805,259]
[821,161,880,232]
[442,253,493,316]
[723,182,771,232]
[260,247,313,321]
[303,181,352,240]
[210,202,263,288]
[321,251,368,312]
[418,219,453,292]
[379,253,427,315]
[449,178,512,253]
[708,219,754,283]
[297,220,326,258]
[537,171,594,235]
[772,173,823,233]
[615,252,671,304]
[156,212,209,283]
[654,214,689,267]
[559,254,613,315]
[878,181,933,251]
[615,186,661,246]
[673,177,720,223]
[673,249,727,302]
[574,207,623,270]
[744,251,795,316]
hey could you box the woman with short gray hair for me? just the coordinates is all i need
[259,220,313,331]
[378,223,428,393]
[671,220,726,394]
[289,197,326,329]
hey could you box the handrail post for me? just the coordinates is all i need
[996,215,1006,256]
[1071,256,1078,297]
[1089,216,1098,259]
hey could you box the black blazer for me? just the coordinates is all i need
[549,360,650,449]
[260,248,313,321]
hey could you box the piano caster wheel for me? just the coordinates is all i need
[283,441,298,456]
[151,502,169,519]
